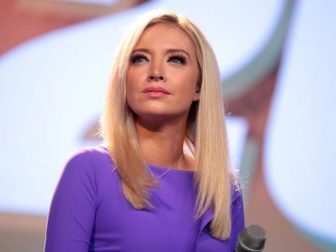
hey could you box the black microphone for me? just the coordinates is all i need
[236,224,266,252]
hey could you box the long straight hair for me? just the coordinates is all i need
[100,10,233,239]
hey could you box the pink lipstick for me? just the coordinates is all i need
[142,87,171,97]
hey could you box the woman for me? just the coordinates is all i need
[45,10,244,252]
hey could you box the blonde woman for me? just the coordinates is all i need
[45,10,244,252]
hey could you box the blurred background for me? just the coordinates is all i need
[0,0,335,251]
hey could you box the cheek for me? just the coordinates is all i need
[126,70,135,90]
[126,70,140,97]
[176,72,199,94]
[126,67,147,91]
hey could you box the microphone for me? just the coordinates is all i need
[236,224,266,252]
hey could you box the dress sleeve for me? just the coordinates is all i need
[230,186,245,251]
[196,184,245,252]
[44,150,97,252]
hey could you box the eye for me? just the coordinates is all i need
[130,54,148,64]
[168,54,187,65]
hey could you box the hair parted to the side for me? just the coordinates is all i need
[100,10,234,239]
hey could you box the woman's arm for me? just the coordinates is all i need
[44,150,97,252]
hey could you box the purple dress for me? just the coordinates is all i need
[45,147,244,252]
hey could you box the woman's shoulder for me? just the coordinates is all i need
[67,145,111,162]
[63,145,115,175]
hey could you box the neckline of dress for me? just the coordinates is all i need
[100,145,194,174]
[148,163,194,174]
[147,164,193,179]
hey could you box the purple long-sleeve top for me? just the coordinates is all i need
[44,146,244,252]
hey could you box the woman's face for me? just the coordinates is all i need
[126,23,200,123]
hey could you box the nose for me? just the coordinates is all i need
[147,60,166,82]
[148,73,165,82]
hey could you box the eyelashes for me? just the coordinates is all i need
[168,54,187,65]
[130,54,148,64]
[130,53,187,65]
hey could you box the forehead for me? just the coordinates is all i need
[134,23,196,53]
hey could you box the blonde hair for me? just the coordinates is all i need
[100,10,233,239]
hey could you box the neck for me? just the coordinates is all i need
[135,117,193,170]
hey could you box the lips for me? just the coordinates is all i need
[142,86,171,95]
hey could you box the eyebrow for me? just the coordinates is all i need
[131,48,191,59]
